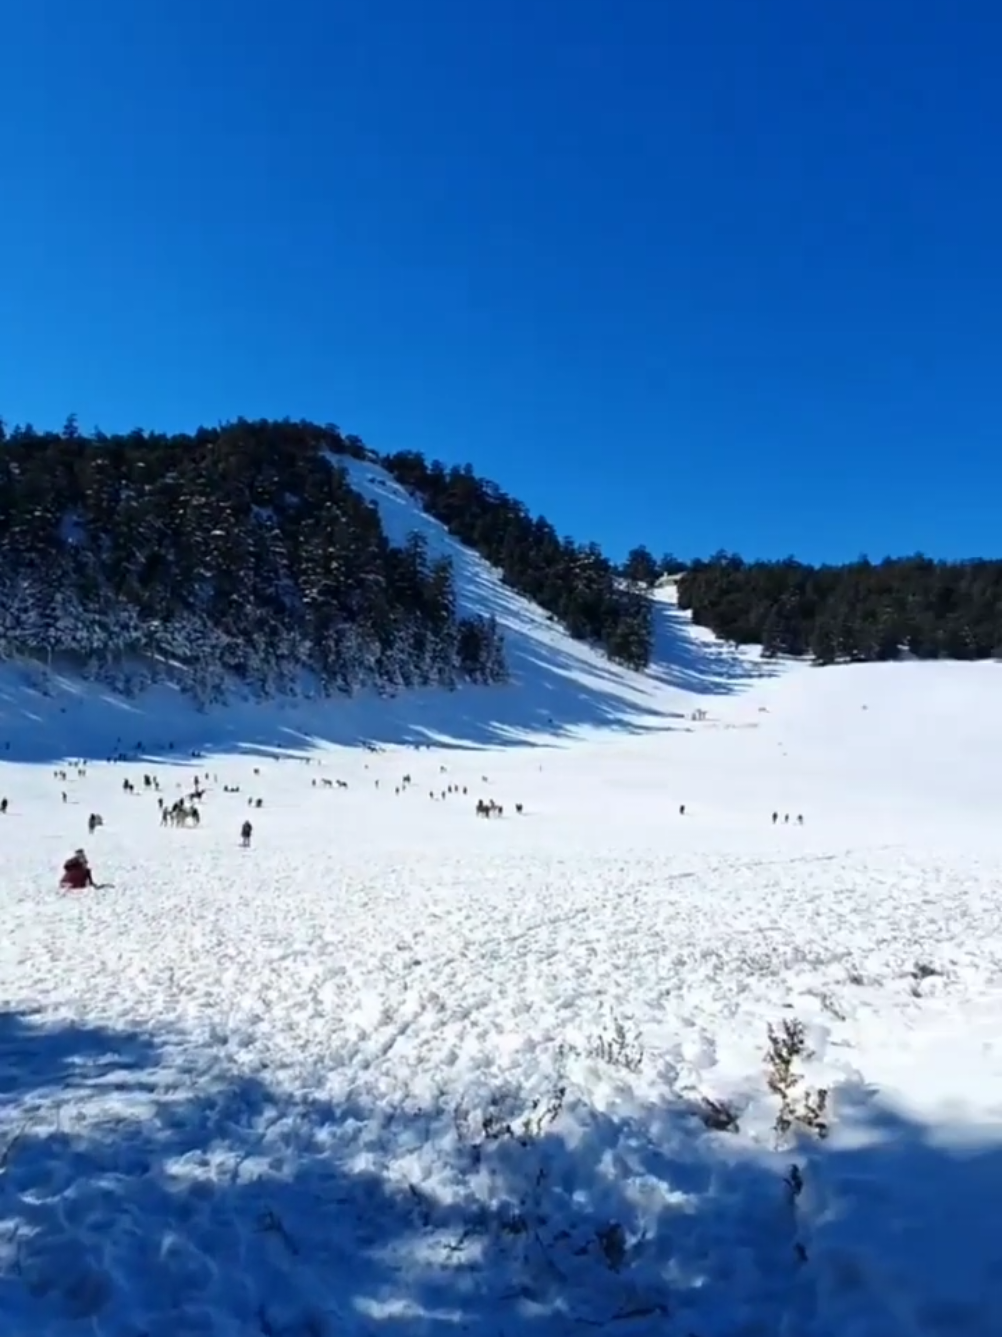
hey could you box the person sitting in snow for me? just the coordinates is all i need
[60,848,95,890]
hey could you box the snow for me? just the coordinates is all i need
[2,515,1002,1332]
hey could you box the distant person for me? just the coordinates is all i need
[241,820,253,848]
[60,848,95,891]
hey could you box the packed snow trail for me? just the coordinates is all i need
[2,584,1002,1331]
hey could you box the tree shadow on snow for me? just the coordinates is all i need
[646,597,780,696]
[0,636,686,766]
[2,1010,1002,1334]
[0,1008,162,1110]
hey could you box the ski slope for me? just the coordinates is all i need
[2,479,1002,1333]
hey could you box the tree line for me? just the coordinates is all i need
[674,553,1002,663]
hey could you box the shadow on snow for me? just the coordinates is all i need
[0,592,783,767]
[646,597,779,696]
[0,639,686,768]
[1,1009,1000,1334]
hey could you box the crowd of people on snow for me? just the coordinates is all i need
[16,735,811,894]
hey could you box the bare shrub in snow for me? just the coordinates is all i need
[698,1095,741,1133]
[447,1084,668,1316]
[765,1018,830,1145]
[589,1018,644,1073]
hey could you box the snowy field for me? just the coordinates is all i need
[2,516,1002,1332]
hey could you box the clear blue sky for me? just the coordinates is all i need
[2,1,1000,564]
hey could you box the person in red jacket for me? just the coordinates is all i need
[60,849,95,890]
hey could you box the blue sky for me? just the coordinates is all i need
[1,1,1000,564]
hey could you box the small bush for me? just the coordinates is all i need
[589,1018,644,1073]
[765,1018,829,1145]
[698,1096,741,1134]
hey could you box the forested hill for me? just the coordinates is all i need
[0,416,650,707]
[0,417,508,703]
[675,554,1002,663]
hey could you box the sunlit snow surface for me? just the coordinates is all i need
[2,474,1002,1334]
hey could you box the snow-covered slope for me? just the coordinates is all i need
[335,454,731,732]
[2,473,1002,1334]
[340,456,774,697]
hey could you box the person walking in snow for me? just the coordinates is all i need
[240,819,253,848]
